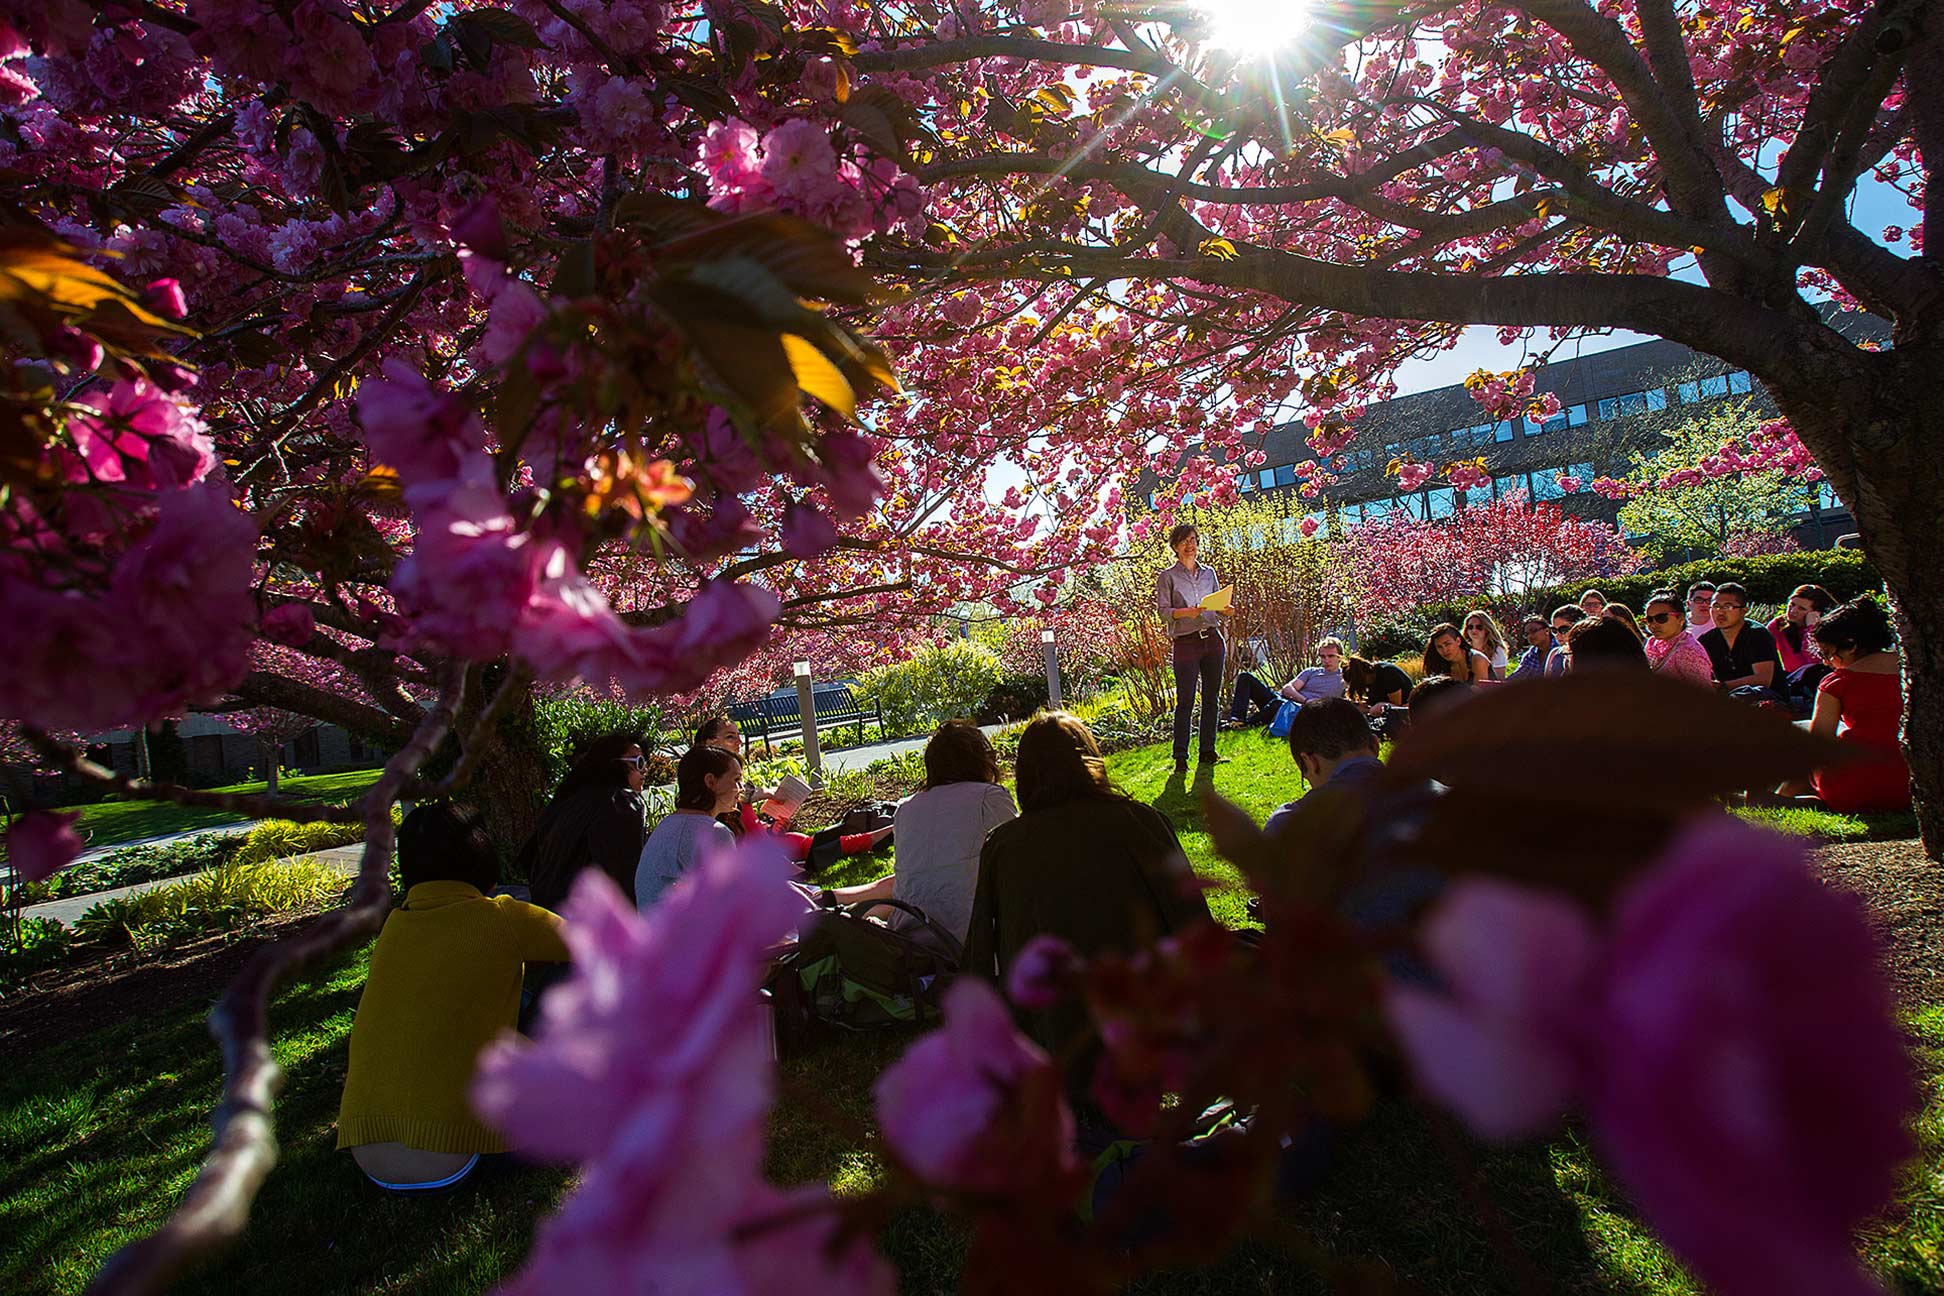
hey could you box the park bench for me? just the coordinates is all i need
[727,683,883,750]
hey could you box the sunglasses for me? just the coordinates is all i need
[1551,625,1574,635]
[1643,612,1677,625]
[619,755,644,768]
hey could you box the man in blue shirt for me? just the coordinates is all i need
[1506,614,1553,681]
[1264,698,1385,836]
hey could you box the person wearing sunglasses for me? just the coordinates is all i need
[1543,605,1584,678]
[517,731,650,912]
[1638,591,1713,685]
[1696,581,1781,695]
[1505,614,1554,681]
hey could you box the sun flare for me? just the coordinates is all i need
[1197,0,1315,53]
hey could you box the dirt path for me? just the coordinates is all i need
[1810,837,1944,1007]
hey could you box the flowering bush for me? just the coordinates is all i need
[855,641,1005,739]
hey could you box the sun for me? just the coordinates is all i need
[1197,0,1315,53]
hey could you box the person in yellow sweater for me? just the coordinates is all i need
[337,802,569,1191]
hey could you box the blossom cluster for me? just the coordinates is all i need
[1655,418,1825,490]
[1390,820,1916,1296]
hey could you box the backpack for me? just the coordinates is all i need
[1267,699,1301,738]
[768,898,962,1051]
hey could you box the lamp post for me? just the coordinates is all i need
[793,659,823,786]
[1041,629,1061,710]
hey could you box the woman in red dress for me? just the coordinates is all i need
[1788,599,1911,812]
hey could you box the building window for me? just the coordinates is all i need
[1493,473,1522,497]
[1273,463,1296,488]
[1728,370,1753,394]
[1568,460,1595,483]
[1428,487,1455,518]
[1568,403,1588,426]
[1259,468,1276,490]
[1597,391,1651,419]
[1677,380,1700,403]
[1699,374,1728,399]
[1647,388,1668,411]
[1238,473,1254,491]
[1817,481,1842,511]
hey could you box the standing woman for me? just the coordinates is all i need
[1460,611,1509,679]
[1770,583,1837,675]
[1154,522,1234,774]
[1422,622,1493,685]
[518,731,648,911]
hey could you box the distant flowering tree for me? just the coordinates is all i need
[1615,403,1819,562]
[1346,492,1639,622]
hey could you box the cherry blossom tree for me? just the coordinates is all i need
[1611,402,1819,562]
[839,0,1941,851]
[1346,491,1640,622]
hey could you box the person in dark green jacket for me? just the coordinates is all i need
[963,712,1211,1099]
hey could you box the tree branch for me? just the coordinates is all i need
[20,730,362,826]
[85,665,469,1296]
[231,671,417,747]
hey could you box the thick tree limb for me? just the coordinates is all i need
[231,670,417,747]
[85,666,469,1296]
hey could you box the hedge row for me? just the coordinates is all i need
[1358,550,1882,660]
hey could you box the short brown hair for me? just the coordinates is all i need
[1167,522,1198,551]
[675,745,741,811]
[922,719,998,790]
[1567,616,1647,667]
[1286,698,1378,763]
[1014,712,1119,813]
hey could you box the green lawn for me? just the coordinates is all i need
[62,769,387,850]
[4,732,1938,1295]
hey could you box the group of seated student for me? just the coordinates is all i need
[694,716,893,862]
[337,802,569,1192]
[1225,637,1346,727]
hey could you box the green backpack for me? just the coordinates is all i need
[769,899,963,1049]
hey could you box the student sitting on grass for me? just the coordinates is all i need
[964,712,1209,1098]
[1697,581,1782,696]
[337,803,569,1193]
[821,720,1014,944]
[1225,638,1347,728]
[694,714,891,863]
[1506,614,1554,681]
[1766,598,1912,813]
[1264,698,1384,835]
[1422,622,1493,685]
[636,745,742,908]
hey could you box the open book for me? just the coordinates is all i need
[1197,585,1234,612]
[760,773,814,823]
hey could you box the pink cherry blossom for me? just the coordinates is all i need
[1005,934,1080,1010]
[261,603,316,647]
[1385,879,1597,1139]
[780,501,838,558]
[142,277,188,319]
[760,119,841,204]
[1298,516,1320,538]
[873,978,1078,1194]
[473,844,881,1293]
[1589,819,1918,1296]
[355,359,489,500]
[5,809,85,882]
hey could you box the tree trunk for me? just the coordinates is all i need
[456,667,551,871]
[262,740,280,796]
[1779,348,1944,859]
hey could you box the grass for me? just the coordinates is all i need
[1733,804,1921,843]
[4,729,1938,1295]
[60,769,386,850]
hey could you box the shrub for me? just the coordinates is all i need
[73,859,349,952]
[977,673,1050,725]
[533,694,674,781]
[231,814,383,867]
[0,832,244,907]
[855,642,1004,738]
[1,916,74,990]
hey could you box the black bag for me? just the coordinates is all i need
[803,801,898,872]
[768,899,961,1052]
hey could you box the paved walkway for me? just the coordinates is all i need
[23,844,364,927]
[800,723,1011,779]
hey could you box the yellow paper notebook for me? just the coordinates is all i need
[1198,586,1233,612]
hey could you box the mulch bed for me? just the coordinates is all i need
[1811,838,1944,1007]
[0,908,326,1058]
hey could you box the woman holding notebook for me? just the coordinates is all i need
[1154,522,1235,774]
[691,715,891,862]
